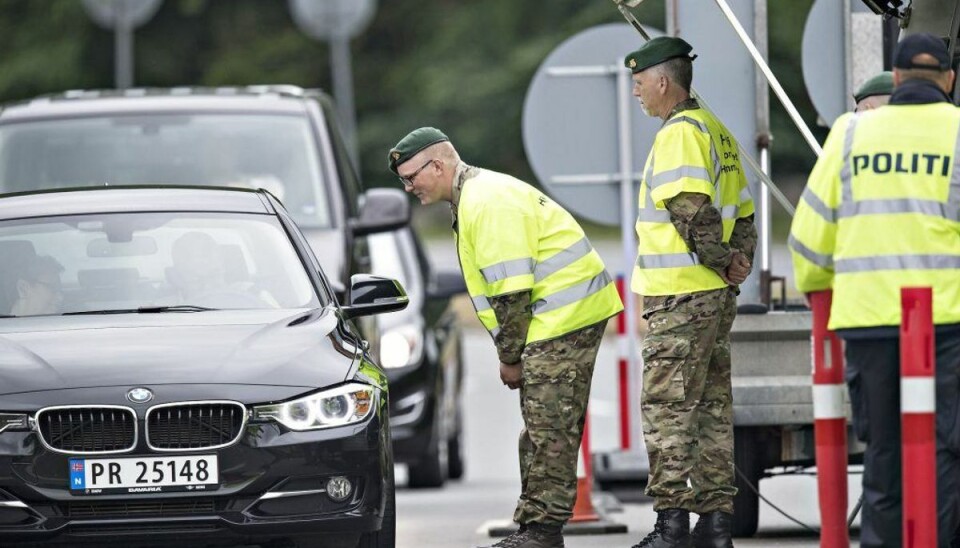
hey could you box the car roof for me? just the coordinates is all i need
[0,86,328,122]
[0,186,275,221]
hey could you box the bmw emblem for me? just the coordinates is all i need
[126,388,154,404]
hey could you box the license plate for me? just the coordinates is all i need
[69,455,219,495]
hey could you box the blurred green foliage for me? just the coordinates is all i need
[0,0,827,195]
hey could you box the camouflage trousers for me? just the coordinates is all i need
[640,288,737,514]
[513,321,606,526]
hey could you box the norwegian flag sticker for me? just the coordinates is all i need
[69,459,85,490]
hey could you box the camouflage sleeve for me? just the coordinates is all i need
[665,192,733,271]
[729,215,758,264]
[489,291,532,365]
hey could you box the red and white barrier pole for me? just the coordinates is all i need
[809,290,849,548]
[616,275,630,450]
[900,287,937,548]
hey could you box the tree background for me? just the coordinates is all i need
[0,0,827,224]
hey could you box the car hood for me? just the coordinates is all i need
[0,308,356,396]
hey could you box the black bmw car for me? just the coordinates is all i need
[0,186,408,547]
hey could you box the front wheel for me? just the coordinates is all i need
[407,437,448,488]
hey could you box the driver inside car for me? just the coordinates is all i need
[166,231,278,308]
[9,255,65,316]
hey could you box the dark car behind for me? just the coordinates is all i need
[0,86,403,295]
[369,227,467,488]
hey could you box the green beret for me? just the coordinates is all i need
[388,127,450,175]
[624,36,697,74]
[853,71,894,103]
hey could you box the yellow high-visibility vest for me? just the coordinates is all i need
[455,169,623,343]
[789,103,960,330]
[632,107,755,296]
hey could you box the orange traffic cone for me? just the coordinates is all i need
[561,410,627,534]
[570,424,600,522]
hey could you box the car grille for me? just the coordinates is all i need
[37,407,136,454]
[146,402,245,450]
[65,498,217,518]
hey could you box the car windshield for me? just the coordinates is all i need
[0,114,331,228]
[0,212,322,317]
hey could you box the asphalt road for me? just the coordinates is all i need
[394,326,864,548]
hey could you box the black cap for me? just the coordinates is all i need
[894,33,950,70]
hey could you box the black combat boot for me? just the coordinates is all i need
[691,511,734,548]
[477,522,564,548]
[631,509,692,548]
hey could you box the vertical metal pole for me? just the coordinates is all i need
[760,149,771,302]
[616,64,641,452]
[616,276,631,451]
[843,0,855,111]
[330,35,359,165]
[114,3,133,89]
[670,0,680,36]
[738,0,767,307]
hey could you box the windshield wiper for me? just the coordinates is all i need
[64,305,217,315]
[137,305,217,313]
[63,309,137,315]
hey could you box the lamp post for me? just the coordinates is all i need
[81,0,163,89]
[289,0,377,165]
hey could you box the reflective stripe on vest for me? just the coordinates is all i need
[531,271,613,315]
[481,257,535,284]
[788,234,834,269]
[650,165,713,190]
[838,199,960,221]
[840,115,860,205]
[534,237,593,282]
[472,295,491,312]
[637,252,701,269]
[801,186,837,224]
[836,254,960,273]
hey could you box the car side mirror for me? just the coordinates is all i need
[341,274,409,319]
[350,188,410,237]
[428,270,467,300]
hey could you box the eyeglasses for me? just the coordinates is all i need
[398,159,435,188]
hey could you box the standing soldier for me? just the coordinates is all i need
[790,33,960,547]
[624,37,757,548]
[388,128,623,548]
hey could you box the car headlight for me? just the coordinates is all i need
[252,383,376,431]
[0,413,29,434]
[379,325,424,368]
